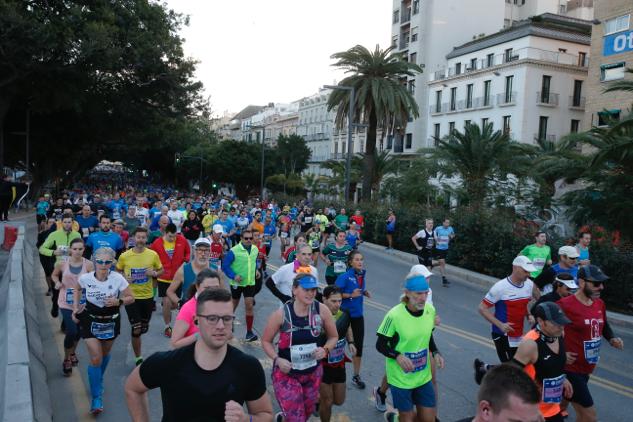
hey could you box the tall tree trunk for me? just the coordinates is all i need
[362,109,377,201]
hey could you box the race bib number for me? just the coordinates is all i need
[404,349,428,373]
[333,260,347,274]
[256,259,262,269]
[310,239,320,249]
[327,339,346,364]
[437,235,449,247]
[82,228,90,238]
[280,232,288,238]
[209,258,221,270]
[290,343,317,370]
[91,321,115,340]
[304,217,313,224]
[130,268,148,284]
[583,339,601,364]
[65,288,86,305]
[542,374,565,404]
[508,336,523,348]
[533,257,546,270]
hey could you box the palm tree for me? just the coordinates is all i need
[327,45,423,200]
[603,68,633,93]
[321,158,362,196]
[424,122,520,210]
[303,173,327,198]
[355,150,399,195]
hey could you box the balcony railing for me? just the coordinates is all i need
[536,91,559,106]
[304,133,329,141]
[399,38,410,50]
[534,134,557,143]
[569,96,586,109]
[497,91,517,106]
[401,8,411,24]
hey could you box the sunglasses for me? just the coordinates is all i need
[95,259,113,265]
[588,281,604,287]
[242,237,253,240]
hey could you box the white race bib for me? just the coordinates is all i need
[542,374,565,404]
[583,339,601,364]
[290,343,317,370]
[333,260,347,274]
[327,339,346,364]
[91,321,115,340]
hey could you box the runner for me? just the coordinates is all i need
[207,224,226,271]
[217,209,236,248]
[181,210,203,245]
[535,246,579,294]
[519,231,552,280]
[478,256,539,363]
[333,208,349,232]
[167,200,185,233]
[234,208,251,245]
[319,285,356,422]
[51,238,93,376]
[376,275,437,422]
[575,231,591,266]
[263,215,277,257]
[222,229,261,342]
[249,210,264,235]
[76,204,99,240]
[167,237,214,306]
[116,227,164,366]
[433,218,455,287]
[112,220,129,250]
[261,274,338,422]
[531,273,578,317]
[335,250,371,389]
[283,232,308,264]
[72,247,134,415]
[266,244,318,304]
[299,206,315,233]
[557,265,624,422]
[150,223,191,338]
[346,223,362,250]
[170,269,223,349]
[412,218,435,270]
[385,209,396,250]
[306,223,322,265]
[85,214,124,259]
[278,207,292,256]
[37,217,58,299]
[350,209,365,237]
[321,230,352,286]
[123,206,142,247]
[125,288,274,421]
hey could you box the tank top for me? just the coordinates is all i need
[523,329,567,417]
[323,310,351,368]
[278,301,323,375]
[58,258,88,310]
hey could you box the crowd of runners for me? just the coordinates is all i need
[32,182,625,422]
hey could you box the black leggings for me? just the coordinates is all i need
[350,316,365,357]
[491,333,517,363]
[0,195,11,220]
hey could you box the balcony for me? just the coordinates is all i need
[536,91,559,107]
[401,8,411,24]
[399,38,410,50]
[533,134,557,143]
[569,96,586,110]
[496,91,517,106]
[304,133,329,141]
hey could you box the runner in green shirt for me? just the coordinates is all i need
[333,208,349,232]
[519,231,552,278]
[320,231,353,286]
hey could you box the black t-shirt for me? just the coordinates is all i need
[139,344,267,422]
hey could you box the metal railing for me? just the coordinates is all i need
[536,91,559,106]
[533,134,557,142]
[497,91,517,105]
[569,96,586,109]
[401,8,411,23]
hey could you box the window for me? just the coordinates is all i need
[483,80,491,106]
[541,75,552,103]
[604,14,630,35]
[503,115,511,134]
[578,52,587,67]
[435,90,442,113]
[600,62,626,81]
[504,75,514,103]
[570,120,580,133]
[413,0,420,15]
[469,58,477,70]
[482,118,489,128]
[455,62,462,75]
[538,116,548,140]
[393,10,400,24]
[411,28,418,42]
[410,53,417,64]
[466,84,474,108]
[450,87,457,111]
[486,53,494,67]
[504,48,513,62]
[464,120,471,128]
[598,109,621,126]
[392,36,398,48]
[387,135,393,149]
[433,124,441,146]
[405,133,413,149]
[572,80,583,107]
[408,80,415,94]
[334,143,338,154]
[449,121,455,135]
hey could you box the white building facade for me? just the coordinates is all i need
[427,14,591,145]
[297,90,334,175]
[390,0,593,153]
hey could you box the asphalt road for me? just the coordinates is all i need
[40,237,633,422]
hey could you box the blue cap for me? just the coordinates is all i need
[297,275,319,289]
[404,276,430,292]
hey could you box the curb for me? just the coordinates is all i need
[360,241,633,330]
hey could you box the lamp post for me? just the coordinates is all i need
[324,84,355,202]
[247,123,266,200]
[175,151,206,191]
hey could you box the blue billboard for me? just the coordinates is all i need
[604,30,633,56]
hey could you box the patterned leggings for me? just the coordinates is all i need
[272,364,323,422]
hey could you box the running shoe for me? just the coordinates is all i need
[352,374,366,389]
[274,412,284,422]
[62,359,72,377]
[384,411,399,422]
[442,277,450,287]
[474,358,486,385]
[373,386,387,412]
[164,326,172,338]
[90,397,103,415]
[50,305,59,318]
[245,331,258,342]
[135,356,144,366]
[70,353,79,367]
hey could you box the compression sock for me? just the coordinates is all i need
[246,315,254,332]
[153,287,158,299]
[87,365,102,399]
[100,354,111,376]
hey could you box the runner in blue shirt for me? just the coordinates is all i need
[433,218,455,287]
[263,217,277,257]
[85,215,124,259]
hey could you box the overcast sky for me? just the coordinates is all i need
[164,0,392,116]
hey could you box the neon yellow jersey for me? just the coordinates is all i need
[116,248,162,299]
[202,214,218,233]
[377,302,435,389]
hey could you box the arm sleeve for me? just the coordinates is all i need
[265,275,291,303]
[38,233,56,257]
[429,333,439,355]
[602,303,615,341]
[376,333,400,359]
[222,251,236,279]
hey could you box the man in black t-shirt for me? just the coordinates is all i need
[125,289,273,422]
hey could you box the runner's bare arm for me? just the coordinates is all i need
[124,366,150,422]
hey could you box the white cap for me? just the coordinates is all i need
[555,276,579,289]
[512,255,537,273]
[558,245,580,258]
[212,224,224,234]
[408,264,433,278]
[194,238,211,247]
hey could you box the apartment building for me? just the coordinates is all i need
[240,102,298,147]
[427,14,591,145]
[584,0,633,128]
[390,0,593,152]
[297,89,334,175]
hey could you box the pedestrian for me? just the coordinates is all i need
[261,273,338,422]
[335,250,371,389]
[51,237,93,376]
[433,218,455,287]
[125,288,274,422]
[72,247,135,415]
[385,209,396,250]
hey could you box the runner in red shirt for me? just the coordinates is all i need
[350,210,365,236]
[557,265,624,422]
[207,225,225,272]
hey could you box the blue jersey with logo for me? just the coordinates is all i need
[433,226,454,250]
[86,231,124,254]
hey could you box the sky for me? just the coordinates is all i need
[164,0,392,117]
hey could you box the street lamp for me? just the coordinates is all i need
[174,151,206,191]
[324,84,355,202]
[246,123,266,200]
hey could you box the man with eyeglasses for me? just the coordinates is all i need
[167,238,215,306]
[557,265,624,422]
[222,229,261,342]
[535,246,579,294]
[125,288,273,422]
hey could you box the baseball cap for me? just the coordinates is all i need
[404,275,430,292]
[534,302,571,325]
[408,264,433,279]
[194,238,211,248]
[512,255,537,273]
[578,265,609,282]
[296,275,319,289]
[212,225,224,234]
[555,274,578,289]
[558,245,580,258]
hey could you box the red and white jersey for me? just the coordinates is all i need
[482,277,533,346]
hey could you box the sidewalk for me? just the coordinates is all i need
[360,241,633,330]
